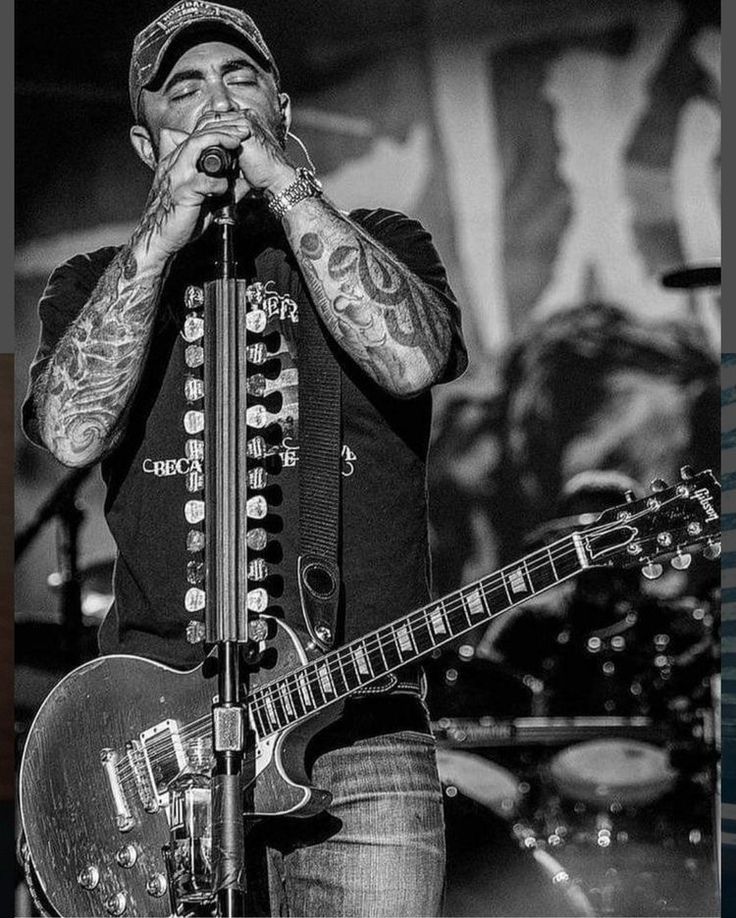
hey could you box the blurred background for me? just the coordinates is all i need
[15,1,722,915]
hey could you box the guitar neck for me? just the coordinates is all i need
[249,534,588,738]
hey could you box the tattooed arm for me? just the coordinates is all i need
[31,223,171,468]
[280,198,458,396]
[217,107,461,396]
[31,112,255,468]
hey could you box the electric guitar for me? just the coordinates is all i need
[19,468,720,917]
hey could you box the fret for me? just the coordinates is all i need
[251,700,269,737]
[428,604,448,638]
[281,685,297,719]
[316,663,336,697]
[271,687,289,725]
[328,655,350,695]
[463,586,487,620]
[351,644,374,680]
[378,629,403,670]
[296,671,315,710]
[263,691,280,730]
[483,580,510,616]
[366,641,387,677]
[525,549,558,593]
[499,570,513,604]
[288,681,307,719]
[504,563,532,601]
[410,615,435,655]
[338,650,362,692]
[549,539,582,579]
[445,601,467,636]
[395,624,415,657]
[307,670,326,707]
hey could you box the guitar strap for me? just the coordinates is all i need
[297,294,342,652]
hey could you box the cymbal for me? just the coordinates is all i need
[660,263,721,289]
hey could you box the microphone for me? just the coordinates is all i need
[196,146,238,178]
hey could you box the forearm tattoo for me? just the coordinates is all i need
[134,173,176,253]
[34,247,163,466]
[283,199,453,394]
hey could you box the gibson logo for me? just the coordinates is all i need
[693,487,718,523]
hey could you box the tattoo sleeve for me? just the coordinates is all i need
[282,198,455,395]
[33,240,167,467]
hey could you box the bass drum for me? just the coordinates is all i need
[438,749,595,917]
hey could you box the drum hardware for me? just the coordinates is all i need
[437,749,596,917]
[432,716,669,748]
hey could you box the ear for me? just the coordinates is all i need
[130,124,157,171]
[278,92,292,134]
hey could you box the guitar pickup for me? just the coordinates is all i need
[137,720,189,809]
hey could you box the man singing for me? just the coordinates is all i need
[23,2,467,915]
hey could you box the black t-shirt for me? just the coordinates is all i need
[23,207,467,668]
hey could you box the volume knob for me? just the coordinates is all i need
[104,892,127,915]
[77,864,100,890]
[146,873,168,898]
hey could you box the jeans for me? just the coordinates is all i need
[265,728,446,917]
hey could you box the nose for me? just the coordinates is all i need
[208,80,239,113]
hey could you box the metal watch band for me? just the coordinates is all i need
[267,168,323,220]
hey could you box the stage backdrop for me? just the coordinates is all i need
[15,0,720,628]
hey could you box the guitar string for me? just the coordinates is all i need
[225,497,675,738]
[119,500,700,780]
[113,544,626,777]
[114,490,709,777]
[112,539,588,781]
[116,526,692,784]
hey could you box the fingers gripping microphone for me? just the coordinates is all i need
[197,146,238,178]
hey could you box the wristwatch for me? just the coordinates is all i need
[267,168,323,220]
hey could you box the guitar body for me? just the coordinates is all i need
[19,618,339,918]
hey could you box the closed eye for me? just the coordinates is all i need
[170,88,198,101]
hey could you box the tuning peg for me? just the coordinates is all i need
[642,561,664,580]
[703,541,721,560]
[624,490,636,503]
[680,466,695,480]
[650,478,669,493]
[670,552,692,571]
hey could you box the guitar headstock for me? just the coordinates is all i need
[577,467,721,579]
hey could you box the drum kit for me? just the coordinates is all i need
[427,580,720,917]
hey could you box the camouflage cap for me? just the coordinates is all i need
[129,1,280,121]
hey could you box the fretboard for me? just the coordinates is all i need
[249,534,587,738]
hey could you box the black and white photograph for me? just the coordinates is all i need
[14,2,723,916]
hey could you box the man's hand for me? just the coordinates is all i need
[134,110,297,264]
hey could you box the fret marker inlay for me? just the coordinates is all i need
[508,567,529,595]
[465,588,486,617]
[430,608,447,635]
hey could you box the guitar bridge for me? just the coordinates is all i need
[100,748,135,833]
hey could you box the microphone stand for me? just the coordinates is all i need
[202,169,255,918]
